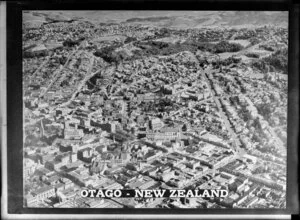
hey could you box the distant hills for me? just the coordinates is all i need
[23,11,288,29]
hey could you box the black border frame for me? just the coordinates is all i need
[6,0,299,215]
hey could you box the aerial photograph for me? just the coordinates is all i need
[22,11,288,208]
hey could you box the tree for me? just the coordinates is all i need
[124,36,137,44]
[63,38,81,47]
[214,41,244,53]
[263,48,288,74]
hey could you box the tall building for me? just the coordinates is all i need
[150,118,164,131]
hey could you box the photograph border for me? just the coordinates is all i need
[3,0,299,217]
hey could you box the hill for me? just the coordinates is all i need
[23,11,288,29]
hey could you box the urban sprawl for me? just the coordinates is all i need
[23,14,287,209]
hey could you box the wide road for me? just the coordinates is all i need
[201,67,242,153]
[59,56,97,107]
[30,56,50,83]
[39,48,79,98]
